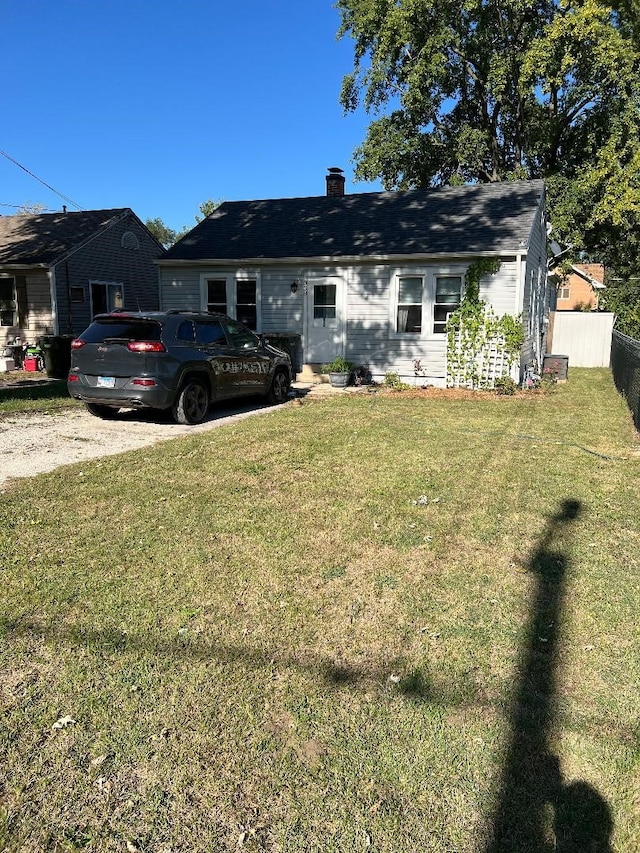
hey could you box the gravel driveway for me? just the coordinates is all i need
[0,400,274,490]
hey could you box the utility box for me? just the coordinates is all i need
[542,354,569,382]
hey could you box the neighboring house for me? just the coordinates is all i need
[0,208,164,349]
[554,263,605,311]
[158,172,549,385]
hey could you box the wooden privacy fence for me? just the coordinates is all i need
[546,312,615,367]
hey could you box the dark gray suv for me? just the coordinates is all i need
[67,310,292,424]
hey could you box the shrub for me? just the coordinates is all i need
[384,371,411,390]
[322,356,354,373]
[494,376,517,396]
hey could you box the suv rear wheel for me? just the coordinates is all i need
[85,403,120,419]
[172,379,210,425]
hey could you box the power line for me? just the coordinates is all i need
[0,149,83,211]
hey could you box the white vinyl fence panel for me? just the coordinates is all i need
[547,312,615,367]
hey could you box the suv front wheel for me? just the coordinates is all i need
[172,379,210,425]
[267,368,290,405]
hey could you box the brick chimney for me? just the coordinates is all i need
[326,167,345,197]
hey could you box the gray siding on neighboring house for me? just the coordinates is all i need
[55,213,162,335]
[0,268,53,348]
[24,270,53,339]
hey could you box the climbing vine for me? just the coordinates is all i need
[446,259,525,388]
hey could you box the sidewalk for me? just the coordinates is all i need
[291,379,375,399]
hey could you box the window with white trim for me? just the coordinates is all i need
[206,279,227,314]
[396,276,423,333]
[433,276,462,334]
[236,279,257,329]
[393,269,466,337]
[314,283,337,322]
[203,273,260,330]
[558,285,570,301]
[90,281,123,315]
[0,277,16,326]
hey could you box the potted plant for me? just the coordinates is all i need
[322,355,354,388]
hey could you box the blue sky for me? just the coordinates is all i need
[1,0,381,232]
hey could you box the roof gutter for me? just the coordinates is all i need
[156,250,520,267]
[0,262,50,270]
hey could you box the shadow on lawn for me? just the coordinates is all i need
[1,499,615,850]
[484,499,614,853]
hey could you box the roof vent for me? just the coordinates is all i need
[121,231,140,250]
[326,167,345,197]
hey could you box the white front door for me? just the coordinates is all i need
[306,277,344,364]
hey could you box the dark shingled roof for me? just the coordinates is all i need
[0,209,129,265]
[163,180,545,262]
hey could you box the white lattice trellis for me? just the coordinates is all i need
[447,329,514,388]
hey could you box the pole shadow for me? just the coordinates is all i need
[484,499,614,852]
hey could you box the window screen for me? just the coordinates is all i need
[207,279,227,314]
[433,276,462,334]
[236,280,257,329]
[397,276,423,333]
[313,284,336,321]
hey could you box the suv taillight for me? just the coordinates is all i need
[127,341,166,353]
[71,339,85,349]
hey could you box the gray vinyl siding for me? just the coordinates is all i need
[343,262,444,381]
[159,267,202,312]
[260,269,304,333]
[54,213,162,335]
[479,259,519,315]
[520,192,549,372]
[159,252,528,383]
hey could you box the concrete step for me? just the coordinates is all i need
[295,364,328,384]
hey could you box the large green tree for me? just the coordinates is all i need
[145,217,180,249]
[337,0,640,273]
[145,199,222,249]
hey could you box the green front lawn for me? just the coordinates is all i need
[0,379,79,415]
[1,369,638,852]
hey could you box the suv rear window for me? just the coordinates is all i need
[80,319,163,343]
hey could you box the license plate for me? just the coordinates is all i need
[96,376,116,388]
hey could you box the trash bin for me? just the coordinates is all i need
[264,333,302,373]
[40,335,74,378]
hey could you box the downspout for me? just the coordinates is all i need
[514,251,525,378]
[49,267,59,335]
[65,260,73,332]
[514,251,525,316]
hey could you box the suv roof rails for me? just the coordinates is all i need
[165,309,198,315]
